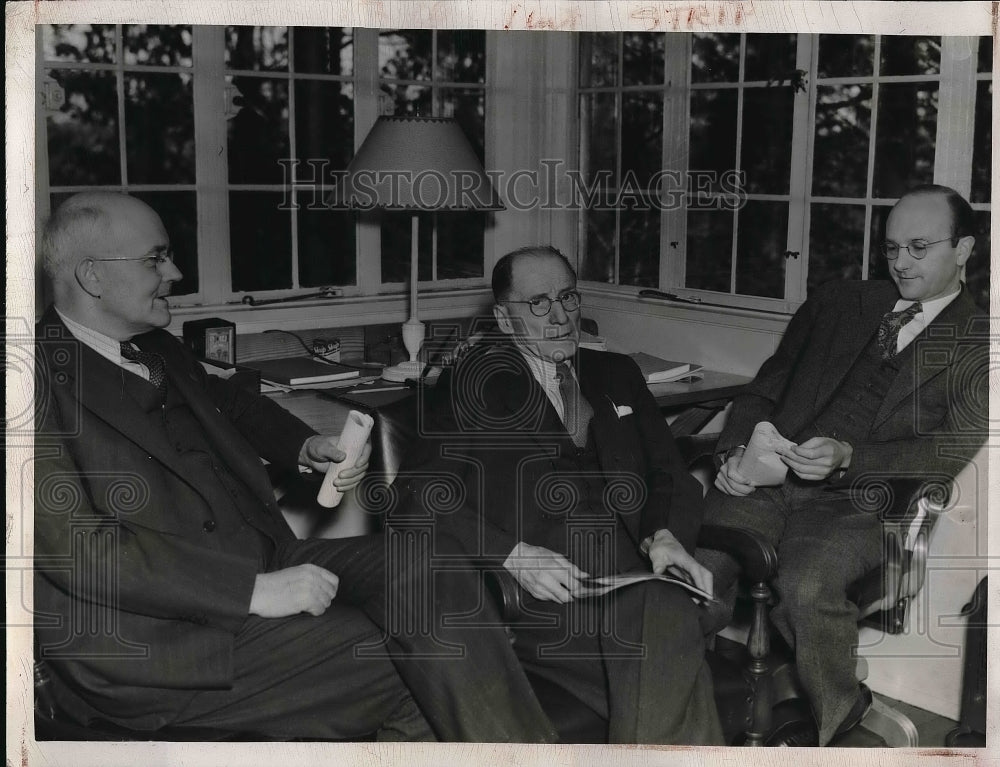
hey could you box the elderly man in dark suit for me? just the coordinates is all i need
[698,184,988,745]
[396,246,724,744]
[33,192,561,742]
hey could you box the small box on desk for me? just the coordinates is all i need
[198,357,261,394]
[183,318,237,364]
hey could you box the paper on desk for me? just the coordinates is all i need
[199,361,238,379]
[317,410,374,508]
[736,421,797,487]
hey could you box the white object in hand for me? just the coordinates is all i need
[737,421,797,487]
[317,410,374,508]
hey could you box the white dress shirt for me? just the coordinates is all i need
[56,309,152,382]
[516,348,573,423]
[890,289,960,355]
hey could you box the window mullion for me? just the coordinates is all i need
[784,33,814,304]
[353,27,381,291]
[116,25,128,188]
[660,33,689,290]
[192,25,230,303]
[731,34,747,295]
[934,37,978,196]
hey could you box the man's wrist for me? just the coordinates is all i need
[714,444,746,470]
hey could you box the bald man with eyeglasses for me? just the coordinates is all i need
[696,184,988,746]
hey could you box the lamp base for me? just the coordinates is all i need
[381,359,425,382]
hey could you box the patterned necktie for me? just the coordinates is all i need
[877,302,922,360]
[556,362,594,449]
[120,341,168,394]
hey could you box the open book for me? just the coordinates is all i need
[580,573,716,603]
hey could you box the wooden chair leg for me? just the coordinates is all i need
[744,580,772,746]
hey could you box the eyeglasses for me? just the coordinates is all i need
[90,249,174,268]
[880,238,953,260]
[506,290,582,317]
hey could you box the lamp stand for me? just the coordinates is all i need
[381,213,426,382]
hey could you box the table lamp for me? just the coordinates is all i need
[344,116,504,381]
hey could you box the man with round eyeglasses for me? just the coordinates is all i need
[396,245,724,744]
[696,184,987,746]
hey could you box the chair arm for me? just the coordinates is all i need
[485,568,524,623]
[675,433,721,468]
[697,524,778,584]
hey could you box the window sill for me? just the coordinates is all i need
[165,287,495,336]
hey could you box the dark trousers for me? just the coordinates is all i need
[510,580,724,744]
[696,481,882,745]
[176,534,559,742]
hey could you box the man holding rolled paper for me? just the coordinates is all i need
[697,185,988,746]
[33,192,560,742]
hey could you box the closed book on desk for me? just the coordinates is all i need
[628,352,700,383]
[244,356,360,386]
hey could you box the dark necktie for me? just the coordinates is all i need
[877,302,922,360]
[556,362,594,449]
[120,341,168,395]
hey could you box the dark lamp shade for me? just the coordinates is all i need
[343,116,504,211]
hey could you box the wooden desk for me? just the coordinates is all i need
[648,370,752,436]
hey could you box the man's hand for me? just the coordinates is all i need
[298,436,372,493]
[714,453,756,497]
[249,565,340,618]
[502,542,589,603]
[646,529,714,596]
[778,437,852,481]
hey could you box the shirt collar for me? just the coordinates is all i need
[55,308,128,362]
[893,288,961,324]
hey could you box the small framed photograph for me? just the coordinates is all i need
[205,327,235,364]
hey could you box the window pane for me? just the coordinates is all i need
[436,212,485,279]
[691,33,739,83]
[621,93,663,187]
[686,209,733,293]
[124,25,193,67]
[579,33,618,87]
[298,207,356,287]
[437,30,485,83]
[381,212,432,283]
[294,81,354,170]
[618,208,659,287]
[579,92,617,187]
[226,26,289,71]
[965,210,991,310]
[808,203,865,292]
[744,34,796,82]
[622,32,663,86]
[379,30,432,80]
[46,70,120,186]
[229,192,292,291]
[690,89,737,186]
[42,24,116,63]
[873,83,938,199]
[741,86,794,194]
[293,27,353,76]
[581,209,616,282]
[978,36,992,72]
[438,89,485,163]
[131,191,199,295]
[381,82,432,117]
[124,73,195,184]
[812,84,872,198]
[880,36,941,76]
[817,35,874,78]
[971,80,992,204]
[735,201,787,298]
[868,205,893,281]
[227,77,290,184]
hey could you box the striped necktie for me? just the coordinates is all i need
[556,362,593,449]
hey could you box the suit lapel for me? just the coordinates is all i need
[814,282,898,409]
[873,287,978,429]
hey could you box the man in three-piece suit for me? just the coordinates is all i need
[33,192,562,742]
[396,246,724,744]
[698,184,988,745]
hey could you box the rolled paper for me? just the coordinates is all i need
[317,410,375,508]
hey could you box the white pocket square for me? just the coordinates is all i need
[614,404,633,418]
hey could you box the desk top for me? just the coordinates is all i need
[647,369,752,408]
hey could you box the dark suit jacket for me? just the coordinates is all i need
[718,280,988,488]
[397,342,705,570]
[34,307,316,727]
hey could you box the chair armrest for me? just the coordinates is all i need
[675,433,721,468]
[697,524,778,584]
[484,568,523,623]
